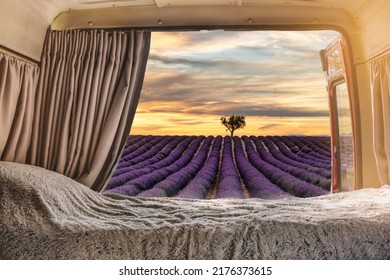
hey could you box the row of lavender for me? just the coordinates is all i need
[103,135,331,199]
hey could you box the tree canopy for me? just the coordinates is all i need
[220,114,246,137]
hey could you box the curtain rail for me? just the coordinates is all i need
[356,46,390,65]
[369,47,390,62]
[0,44,40,65]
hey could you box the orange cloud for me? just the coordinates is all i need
[131,30,339,137]
[130,106,330,136]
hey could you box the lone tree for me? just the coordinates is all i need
[220,114,246,137]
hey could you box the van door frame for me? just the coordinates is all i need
[322,37,358,192]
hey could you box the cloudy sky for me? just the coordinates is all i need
[130,30,340,136]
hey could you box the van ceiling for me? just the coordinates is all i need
[0,0,381,61]
[0,0,360,9]
[64,0,367,10]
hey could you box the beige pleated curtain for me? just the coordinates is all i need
[26,29,150,191]
[371,52,390,185]
[0,52,39,163]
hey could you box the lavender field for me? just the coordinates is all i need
[104,135,332,199]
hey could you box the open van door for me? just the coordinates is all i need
[320,38,356,193]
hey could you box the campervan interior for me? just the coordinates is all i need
[1,0,390,259]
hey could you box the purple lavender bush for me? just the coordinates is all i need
[257,136,331,179]
[138,136,212,197]
[271,136,331,170]
[244,137,328,197]
[214,136,246,199]
[233,136,290,199]
[105,136,197,195]
[248,136,330,190]
[105,134,332,199]
[176,136,222,199]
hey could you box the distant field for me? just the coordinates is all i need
[104,135,331,199]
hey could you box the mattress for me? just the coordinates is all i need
[1,161,390,259]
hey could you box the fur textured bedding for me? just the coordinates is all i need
[1,161,390,260]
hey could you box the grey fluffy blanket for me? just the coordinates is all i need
[1,161,390,260]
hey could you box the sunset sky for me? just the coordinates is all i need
[130,30,340,136]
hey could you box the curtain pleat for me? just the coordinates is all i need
[371,53,390,185]
[29,29,150,191]
[0,52,39,163]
